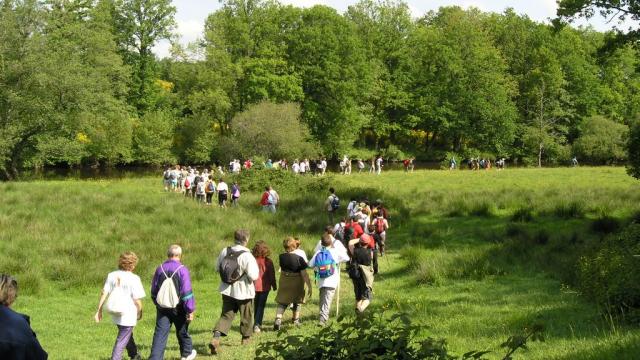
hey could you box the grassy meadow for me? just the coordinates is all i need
[1,167,640,359]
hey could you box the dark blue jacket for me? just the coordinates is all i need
[0,306,48,359]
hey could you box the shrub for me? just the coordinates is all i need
[628,121,640,179]
[511,207,533,223]
[573,115,628,164]
[553,201,585,219]
[590,216,620,234]
[255,309,542,360]
[577,224,640,323]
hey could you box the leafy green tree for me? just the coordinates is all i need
[132,110,176,164]
[222,102,319,160]
[287,5,371,155]
[346,0,413,150]
[109,0,176,113]
[406,7,518,155]
[573,115,628,164]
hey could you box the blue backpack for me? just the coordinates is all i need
[314,248,336,279]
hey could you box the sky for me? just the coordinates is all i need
[153,0,632,58]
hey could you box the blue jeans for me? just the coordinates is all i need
[253,291,270,327]
[149,307,193,360]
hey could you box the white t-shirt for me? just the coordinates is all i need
[292,163,300,173]
[102,270,145,327]
[300,162,307,173]
[376,158,383,168]
[292,248,309,263]
[217,182,229,192]
[308,247,349,289]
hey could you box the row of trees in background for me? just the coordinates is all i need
[1,0,639,179]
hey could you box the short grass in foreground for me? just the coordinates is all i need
[1,167,639,359]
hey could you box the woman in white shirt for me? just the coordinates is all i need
[95,252,146,360]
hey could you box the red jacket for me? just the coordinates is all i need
[254,257,277,292]
[345,222,364,239]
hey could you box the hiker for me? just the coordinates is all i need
[195,176,206,204]
[268,186,280,212]
[372,200,389,220]
[252,241,277,334]
[244,159,253,170]
[209,230,259,355]
[369,157,375,173]
[184,170,195,198]
[349,236,375,314]
[0,274,48,359]
[308,234,350,326]
[450,157,457,170]
[273,237,312,330]
[163,167,171,192]
[192,171,202,198]
[320,158,327,175]
[572,156,579,167]
[292,160,300,174]
[332,218,348,245]
[346,198,358,218]
[403,159,410,172]
[231,182,241,207]
[205,176,216,205]
[149,245,197,360]
[314,225,348,254]
[325,187,340,225]
[372,214,389,256]
[344,216,364,243]
[357,159,365,173]
[350,231,378,275]
[95,252,145,360]
[375,156,383,175]
[217,178,229,208]
[259,186,278,213]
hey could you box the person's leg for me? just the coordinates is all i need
[319,287,336,324]
[373,250,379,275]
[111,325,133,360]
[254,291,268,327]
[239,298,254,339]
[274,303,287,330]
[291,303,301,325]
[148,309,172,360]
[125,330,139,359]
[213,295,239,336]
[172,310,193,358]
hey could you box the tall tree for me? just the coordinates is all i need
[110,0,176,113]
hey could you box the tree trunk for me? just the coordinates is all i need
[538,142,543,168]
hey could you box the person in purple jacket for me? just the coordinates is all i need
[149,245,197,360]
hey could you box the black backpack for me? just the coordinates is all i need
[219,247,247,284]
[330,195,340,211]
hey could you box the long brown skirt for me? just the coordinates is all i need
[275,271,305,305]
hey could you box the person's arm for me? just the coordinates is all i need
[348,239,359,256]
[267,259,277,291]
[301,269,312,300]
[245,254,260,282]
[134,299,143,320]
[94,289,108,323]
[179,267,196,317]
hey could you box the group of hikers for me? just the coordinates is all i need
[162,166,240,207]
[448,157,507,170]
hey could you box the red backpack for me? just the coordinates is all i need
[375,218,386,234]
[184,178,191,189]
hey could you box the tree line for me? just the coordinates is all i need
[1,0,639,179]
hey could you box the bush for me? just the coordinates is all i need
[573,116,628,164]
[229,168,332,193]
[577,224,640,323]
[256,309,542,360]
[553,201,585,219]
[511,207,533,222]
[628,121,640,179]
[590,216,620,234]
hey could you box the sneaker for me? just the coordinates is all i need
[253,325,261,334]
[209,338,221,355]
[241,337,251,346]
[273,319,282,331]
[293,319,301,327]
[181,349,197,360]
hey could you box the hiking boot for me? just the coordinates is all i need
[273,319,282,331]
[208,338,221,355]
[241,337,251,346]
[181,349,197,360]
[253,325,261,334]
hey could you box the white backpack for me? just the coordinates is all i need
[156,265,183,309]
[105,277,129,315]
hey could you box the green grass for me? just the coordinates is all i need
[1,167,640,359]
